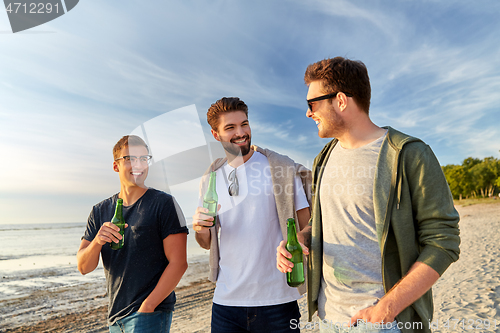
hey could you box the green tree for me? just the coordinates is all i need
[442,155,500,200]
[469,157,500,198]
[462,157,481,170]
[442,164,473,200]
[461,157,483,198]
[497,151,500,191]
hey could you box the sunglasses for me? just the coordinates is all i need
[307,92,353,111]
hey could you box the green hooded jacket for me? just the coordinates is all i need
[307,127,460,332]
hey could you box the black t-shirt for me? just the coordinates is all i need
[83,188,188,325]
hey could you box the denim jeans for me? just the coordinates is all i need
[211,301,301,333]
[319,320,401,333]
[109,311,173,333]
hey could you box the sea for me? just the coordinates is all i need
[0,220,208,302]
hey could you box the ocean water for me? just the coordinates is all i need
[0,220,207,301]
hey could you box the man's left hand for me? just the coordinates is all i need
[349,302,396,327]
[138,302,155,313]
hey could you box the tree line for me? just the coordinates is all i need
[442,153,500,200]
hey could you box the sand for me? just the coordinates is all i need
[1,202,499,332]
[430,202,500,333]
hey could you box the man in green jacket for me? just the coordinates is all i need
[277,57,460,333]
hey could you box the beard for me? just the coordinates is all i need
[220,134,252,157]
[319,107,347,139]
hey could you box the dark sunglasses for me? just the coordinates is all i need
[307,92,353,111]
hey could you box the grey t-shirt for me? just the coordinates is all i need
[318,133,386,324]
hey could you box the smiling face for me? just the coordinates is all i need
[113,145,149,188]
[211,110,252,158]
[306,80,347,139]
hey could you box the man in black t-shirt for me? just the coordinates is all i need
[77,135,188,332]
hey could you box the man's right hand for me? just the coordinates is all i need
[95,222,128,246]
[192,206,217,234]
[276,239,309,273]
[77,222,128,275]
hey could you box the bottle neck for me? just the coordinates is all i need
[287,220,298,242]
[208,172,216,191]
[115,200,123,216]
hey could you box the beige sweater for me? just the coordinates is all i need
[198,145,312,294]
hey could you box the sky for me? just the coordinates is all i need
[1,0,499,224]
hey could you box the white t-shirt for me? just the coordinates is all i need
[209,151,309,306]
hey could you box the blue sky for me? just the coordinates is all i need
[1,0,499,224]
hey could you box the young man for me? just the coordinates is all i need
[277,57,460,333]
[77,135,188,332]
[193,97,312,333]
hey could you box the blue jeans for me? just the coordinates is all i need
[211,301,301,333]
[109,311,173,333]
[319,320,401,333]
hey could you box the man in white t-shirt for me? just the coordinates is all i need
[193,97,311,333]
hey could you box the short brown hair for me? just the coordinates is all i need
[113,135,149,160]
[304,57,371,113]
[207,97,248,131]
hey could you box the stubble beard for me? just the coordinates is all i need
[321,107,347,139]
[221,135,252,158]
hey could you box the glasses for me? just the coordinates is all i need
[307,92,353,111]
[228,168,239,196]
[115,155,152,165]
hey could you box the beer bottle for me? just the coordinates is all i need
[203,171,218,226]
[110,198,125,250]
[286,218,304,287]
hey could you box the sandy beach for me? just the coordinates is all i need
[1,202,499,332]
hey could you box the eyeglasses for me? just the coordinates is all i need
[228,168,239,196]
[307,92,353,111]
[115,155,152,165]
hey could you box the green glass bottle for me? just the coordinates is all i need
[110,198,125,250]
[286,218,304,287]
[203,171,218,226]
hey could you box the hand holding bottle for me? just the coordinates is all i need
[276,239,309,273]
[192,204,221,234]
[95,222,129,246]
